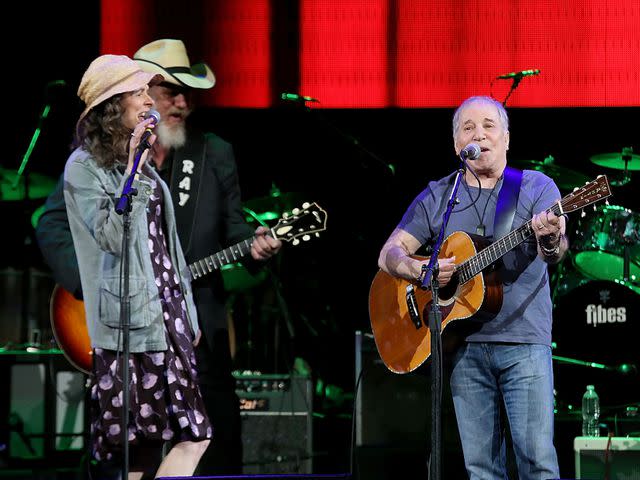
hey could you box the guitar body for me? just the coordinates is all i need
[369,231,502,373]
[50,284,92,375]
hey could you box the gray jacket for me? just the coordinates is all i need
[63,148,199,352]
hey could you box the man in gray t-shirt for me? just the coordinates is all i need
[377,95,567,479]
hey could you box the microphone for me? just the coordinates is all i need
[497,69,541,79]
[139,109,161,150]
[281,92,319,103]
[117,110,161,214]
[460,143,481,160]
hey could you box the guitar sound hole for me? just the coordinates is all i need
[438,273,459,301]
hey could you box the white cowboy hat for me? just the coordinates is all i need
[133,39,215,90]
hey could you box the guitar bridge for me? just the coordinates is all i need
[405,284,422,329]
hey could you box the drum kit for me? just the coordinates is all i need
[0,168,57,350]
[223,185,304,293]
[518,149,640,416]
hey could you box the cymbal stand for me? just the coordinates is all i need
[613,147,633,186]
[268,257,295,374]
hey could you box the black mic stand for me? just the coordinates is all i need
[286,100,395,177]
[502,76,522,107]
[419,160,466,480]
[114,144,147,480]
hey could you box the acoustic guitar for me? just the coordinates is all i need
[369,176,611,374]
[50,202,328,374]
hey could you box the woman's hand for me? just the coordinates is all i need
[126,116,157,174]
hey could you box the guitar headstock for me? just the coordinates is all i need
[560,175,612,214]
[273,202,327,245]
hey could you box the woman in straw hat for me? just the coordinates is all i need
[63,54,211,478]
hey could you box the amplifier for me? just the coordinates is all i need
[233,373,313,474]
[574,436,640,479]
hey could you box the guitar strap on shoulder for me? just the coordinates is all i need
[493,166,523,240]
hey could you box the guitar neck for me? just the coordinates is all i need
[188,228,276,280]
[456,202,564,284]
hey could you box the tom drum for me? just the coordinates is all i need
[571,205,639,283]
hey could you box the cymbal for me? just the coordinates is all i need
[509,159,590,190]
[0,168,56,201]
[590,151,640,171]
[243,191,304,221]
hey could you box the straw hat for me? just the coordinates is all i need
[77,54,164,124]
[133,39,215,90]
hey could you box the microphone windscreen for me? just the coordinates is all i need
[145,109,161,124]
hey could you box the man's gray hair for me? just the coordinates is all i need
[452,96,509,138]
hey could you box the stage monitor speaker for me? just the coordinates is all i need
[158,474,350,479]
[234,373,313,474]
[574,436,640,479]
[0,352,86,468]
[354,330,429,448]
[353,331,467,480]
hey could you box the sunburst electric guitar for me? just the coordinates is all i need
[50,202,328,374]
[369,176,611,374]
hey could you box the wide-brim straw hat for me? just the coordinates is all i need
[77,54,164,126]
[133,39,215,90]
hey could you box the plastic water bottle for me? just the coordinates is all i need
[582,385,600,437]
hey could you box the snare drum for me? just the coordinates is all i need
[572,204,639,282]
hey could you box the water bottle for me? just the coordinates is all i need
[581,385,600,437]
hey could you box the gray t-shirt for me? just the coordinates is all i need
[398,169,561,345]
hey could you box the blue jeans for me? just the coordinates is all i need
[450,343,559,480]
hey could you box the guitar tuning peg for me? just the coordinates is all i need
[303,234,310,241]
[292,208,300,215]
[605,200,609,206]
[592,205,597,211]
[581,210,586,218]
[292,238,300,245]
[315,232,320,237]
[302,202,310,209]
[573,187,579,192]
[283,212,289,218]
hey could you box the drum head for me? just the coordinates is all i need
[552,279,639,408]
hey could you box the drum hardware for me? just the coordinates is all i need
[552,278,639,408]
[552,350,637,376]
[243,183,304,225]
[590,147,639,186]
[572,204,640,284]
[510,155,590,191]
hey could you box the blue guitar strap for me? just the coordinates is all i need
[493,166,523,240]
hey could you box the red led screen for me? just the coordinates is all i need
[300,0,640,107]
[101,0,640,108]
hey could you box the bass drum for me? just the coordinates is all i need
[552,278,639,408]
[571,204,640,282]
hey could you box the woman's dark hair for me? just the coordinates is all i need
[73,94,130,168]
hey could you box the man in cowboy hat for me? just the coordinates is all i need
[36,39,282,475]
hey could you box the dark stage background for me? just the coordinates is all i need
[2,1,639,479]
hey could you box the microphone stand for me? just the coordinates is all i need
[501,76,522,107]
[419,160,466,480]
[115,144,147,480]
[288,101,395,177]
